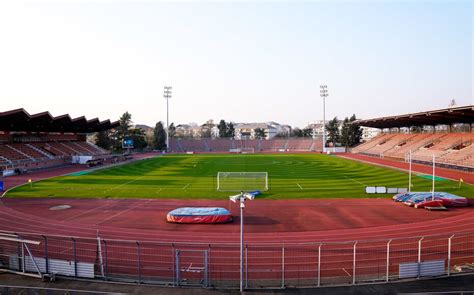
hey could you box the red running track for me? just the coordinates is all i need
[1,153,474,285]
[0,152,473,244]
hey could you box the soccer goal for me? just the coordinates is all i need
[217,172,268,192]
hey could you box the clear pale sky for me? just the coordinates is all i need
[0,0,472,128]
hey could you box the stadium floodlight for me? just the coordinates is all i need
[228,191,254,292]
[164,86,172,151]
[320,85,328,152]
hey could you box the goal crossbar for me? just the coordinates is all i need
[216,172,268,192]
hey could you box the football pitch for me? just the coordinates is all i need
[5,154,474,199]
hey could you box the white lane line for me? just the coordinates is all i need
[182,183,191,190]
[296,183,304,190]
[104,176,145,192]
[342,268,352,277]
[61,201,112,222]
[94,200,151,226]
[344,176,366,186]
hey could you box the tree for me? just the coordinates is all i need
[218,120,227,138]
[95,130,112,150]
[326,117,340,146]
[129,128,148,150]
[292,128,303,137]
[153,121,167,150]
[348,114,363,147]
[113,111,133,150]
[254,128,266,139]
[226,122,235,138]
[340,117,351,147]
[200,120,214,138]
[168,123,176,138]
[302,128,313,138]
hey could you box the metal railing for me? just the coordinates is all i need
[1,230,474,289]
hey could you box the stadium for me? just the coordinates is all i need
[0,104,473,293]
[0,1,472,294]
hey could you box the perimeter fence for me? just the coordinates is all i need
[1,231,474,289]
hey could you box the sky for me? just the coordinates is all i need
[0,0,472,128]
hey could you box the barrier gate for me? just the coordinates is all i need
[175,249,208,287]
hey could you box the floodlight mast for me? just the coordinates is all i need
[164,86,172,151]
[320,85,328,153]
[229,191,253,292]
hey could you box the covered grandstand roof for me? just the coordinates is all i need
[0,108,119,133]
[355,105,474,129]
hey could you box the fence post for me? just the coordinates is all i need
[103,240,108,280]
[175,249,180,286]
[281,245,285,288]
[42,235,49,274]
[417,237,424,278]
[71,238,78,278]
[386,240,392,282]
[353,242,357,285]
[208,244,212,287]
[204,249,209,287]
[171,243,175,286]
[448,234,455,276]
[136,241,141,284]
[245,244,248,289]
[317,244,322,287]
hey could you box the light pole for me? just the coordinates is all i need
[163,86,172,151]
[320,85,328,153]
[229,192,254,292]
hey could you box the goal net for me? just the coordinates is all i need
[217,172,268,192]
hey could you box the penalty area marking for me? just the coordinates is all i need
[296,183,304,190]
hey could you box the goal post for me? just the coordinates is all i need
[216,172,268,192]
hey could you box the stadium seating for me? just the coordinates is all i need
[169,138,322,153]
[0,141,110,171]
[352,132,474,168]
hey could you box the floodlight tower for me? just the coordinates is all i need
[163,86,172,151]
[320,85,329,152]
[229,191,254,292]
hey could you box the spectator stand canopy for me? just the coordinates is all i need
[354,105,474,129]
[0,108,119,133]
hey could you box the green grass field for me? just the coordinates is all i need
[6,154,474,199]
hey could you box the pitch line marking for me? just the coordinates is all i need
[296,183,304,190]
[182,183,191,190]
[156,188,162,194]
[105,176,145,192]
[343,176,366,186]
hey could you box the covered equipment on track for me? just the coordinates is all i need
[166,207,232,224]
[393,192,467,208]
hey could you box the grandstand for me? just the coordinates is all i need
[0,109,118,172]
[353,105,474,170]
[169,138,322,153]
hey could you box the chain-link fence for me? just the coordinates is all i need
[1,231,474,289]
